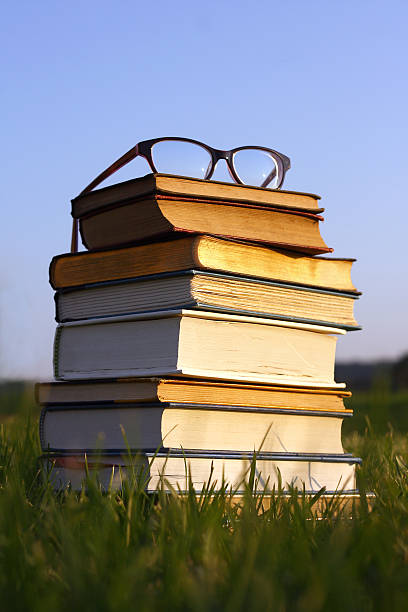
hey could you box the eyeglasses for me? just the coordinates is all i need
[80,137,291,195]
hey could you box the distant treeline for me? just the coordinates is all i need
[0,380,37,415]
[336,353,408,391]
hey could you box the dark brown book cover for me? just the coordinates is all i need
[76,194,331,254]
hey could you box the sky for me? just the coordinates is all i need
[1,0,408,379]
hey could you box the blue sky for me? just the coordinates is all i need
[1,0,407,379]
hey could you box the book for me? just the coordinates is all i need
[53,309,345,387]
[49,235,358,292]
[54,270,360,330]
[44,450,360,493]
[36,378,352,410]
[39,402,351,454]
[71,173,323,217]
[75,194,331,254]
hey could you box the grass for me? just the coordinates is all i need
[1,382,408,610]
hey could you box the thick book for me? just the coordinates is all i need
[44,450,360,493]
[36,378,352,410]
[74,194,330,254]
[71,173,323,217]
[49,235,358,292]
[39,402,351,454]
[54,270,360,330]
[53,309,345,387]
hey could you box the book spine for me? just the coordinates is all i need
[39,408,46,449]
[54,291,60,322]
[49,255,58,289]
[53,327,62,379]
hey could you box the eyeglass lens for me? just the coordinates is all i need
[232,149,279,188]
[151,140,212,179]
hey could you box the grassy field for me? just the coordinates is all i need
[1,382,408,610]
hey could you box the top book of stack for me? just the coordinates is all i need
[71,173,330,254]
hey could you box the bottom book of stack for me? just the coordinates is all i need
[36,378,360,494]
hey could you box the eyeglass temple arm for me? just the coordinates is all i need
[70,145,139,253]
[260,167,277,189]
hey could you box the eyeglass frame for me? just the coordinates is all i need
[71,137,291,252]
[80,137,291,195]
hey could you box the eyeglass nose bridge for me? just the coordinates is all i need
[205,148,236,181]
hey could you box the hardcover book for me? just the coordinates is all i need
[53,309,345,387]
[75,195,330,254]
[44,450,359,493]
[39,402,352,454]
[49,235,358,292]
[54,270,360,330]
[71,173,323,217]
[36,378,351,410]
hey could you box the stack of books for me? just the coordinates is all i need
[37,174,361,493]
